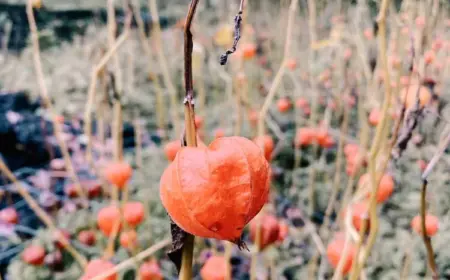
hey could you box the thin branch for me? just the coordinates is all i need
[349,0,393,278]
[84,24,131,165]
[26,0,87,204]
[90,238,171,280]
[219,0,245,65]
[257,0,298,138]
[149,0,181,135]
[420,179,438,279]
[178,1,201,279]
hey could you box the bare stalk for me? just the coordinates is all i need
[420,179,438,279]
[134,111,143,169]
[90,238,171,280]
[130,0,165,130]
[321,97,350,232]
[107,0,126,162]
[84,31,130,165]
[257,0,298,137]
[349,0,393,278]
[149,0,180,135]
[179,1,201,279]
[26,0,87,203]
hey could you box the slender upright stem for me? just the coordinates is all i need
[149,0,180,135]
[421,179,438,279]
[26,0,87,204]
[349,0,393,278]
[179,1,201,279]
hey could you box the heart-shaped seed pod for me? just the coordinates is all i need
[160,136,270,242]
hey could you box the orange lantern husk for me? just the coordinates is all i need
[160,136,270,243]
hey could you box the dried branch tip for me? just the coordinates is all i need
[219,2,244,65]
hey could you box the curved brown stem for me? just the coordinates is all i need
[178,1,201,279]
[420,179,438,279]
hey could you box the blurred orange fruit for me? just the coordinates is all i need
[411,214,439,236]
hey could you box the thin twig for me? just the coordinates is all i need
[257,0,298,138]
[178,1,201,279]
[349,0,393,278]
[84,26,131,166]
[149,0,180,136]
[26,0,87,204]
[219,0,245,65]
[415,129,450,279]
[90,238,171,280]
[130,0,165,130]
[134,112,143,169]
[420,179,438,279]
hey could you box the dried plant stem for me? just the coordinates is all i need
[134,112,143,169]
[307,0,318,126]
[84,30,130,165]
[107,0,125,162]
[0,159,88,268]
[250,213,262,280]
[90,238,171,280]
[349,0,393,278]
[331,212,354,280]
[321,99,350,233]
[104,218,121,259]
[97,68,108,161]
[26,0,87,203]
[305,0,320,217]
[251,2,296,279]
[257,0,297,138]
[224,242,233,280]
[149,0,180,136]
[130,0,165,130]
[420,179,438,279]
[348,215,369,277]
[178,1,201,279]
[400,239,414,280]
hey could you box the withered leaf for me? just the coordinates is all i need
[167,218,188,273]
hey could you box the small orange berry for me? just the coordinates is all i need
[277,98,291,113]
[254,135,274,161]
[411,214,439,236]
[286,59,297,70]
[327,237,356,275]
[242,43,257,59]
[120,230,138,249]
[368,108,381,126]
[103,162,132,189]
[123,201,145,227]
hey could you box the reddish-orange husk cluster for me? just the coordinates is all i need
[294,127,335,148]
[160,136,270,242]
[164,137,207,162]
[358,173,395,203]
[249,214,280,250]
[344,144,367,176]
[253,135,274,161]
[200,255,228,280]
[81,259,117,280]
[327,235,356,275]
[411,214,439,236]
[139,260,163,280]
[97,201,145,237]
[342,201,370,231]
[103,161,133,189]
